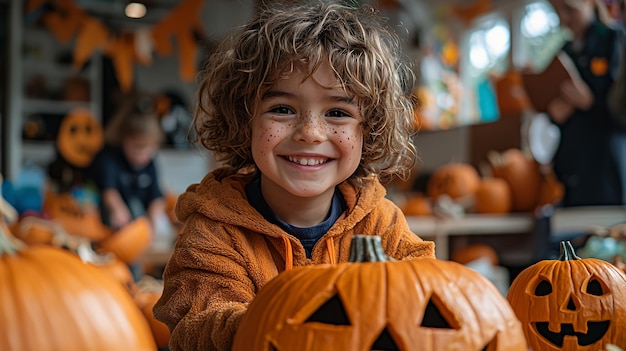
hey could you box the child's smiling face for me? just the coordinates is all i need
[251,62,364,203]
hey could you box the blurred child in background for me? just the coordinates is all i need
[88,94,168,239]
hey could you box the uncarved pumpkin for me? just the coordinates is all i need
[507,241,626,350]
[97,216,152,264]
[401,193,433,216]
[451,243,499,266]
[489,148,542,212]
[427,163,481,201]
[0,221,156,351]
[134,277,171,348]
[233,235,528,351]
[473,177,512,214]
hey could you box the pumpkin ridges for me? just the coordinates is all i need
[1,242,157,351]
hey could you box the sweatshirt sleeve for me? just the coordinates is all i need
[374,198,436,260]
[153,214,255,351]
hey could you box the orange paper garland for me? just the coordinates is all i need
[27,0,205,91]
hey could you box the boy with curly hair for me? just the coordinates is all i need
[153,2,435,350]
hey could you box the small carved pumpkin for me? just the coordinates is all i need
[42,190,111,241]
[233,235,528,351]
[56,108,104,168]
[507,241,626,350]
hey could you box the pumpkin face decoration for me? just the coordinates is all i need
[56,108,103,167]
[42,190,111,241]
[507,241,626,350]
[233,235,527,351]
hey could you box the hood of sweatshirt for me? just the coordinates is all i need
[175,168,389,243]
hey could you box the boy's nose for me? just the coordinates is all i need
[294,113,327,143]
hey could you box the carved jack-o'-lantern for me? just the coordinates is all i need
[507,241,626,350]
[42,190,111,241]
[56,108,103,168]
[233,235,528,351]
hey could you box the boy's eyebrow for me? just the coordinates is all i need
[262,90,358,105]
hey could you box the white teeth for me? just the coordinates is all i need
[287,156,327,166]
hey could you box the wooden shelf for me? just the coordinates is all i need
[406,213,534,260]
[406,206,626,261]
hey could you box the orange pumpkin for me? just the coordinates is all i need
[473,177,512,214]
[56,108,104,168]
[507,241,626,350]
[233,235,528,350]
[0,221,156,351]
[451,243,499,266]
[426,163,481,201]
[96,216,152,264]
[134,277,171,349]
[489,148,542,212]
[401,193,433,216]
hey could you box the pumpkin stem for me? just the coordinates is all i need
[558,240,581,261]
[349,235,393,262]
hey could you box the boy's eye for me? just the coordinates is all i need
[326,109,351,118]
[269,105,294,115]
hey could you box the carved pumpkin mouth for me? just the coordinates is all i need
[534,321,610,347]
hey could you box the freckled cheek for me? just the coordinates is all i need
[253,124,285,155]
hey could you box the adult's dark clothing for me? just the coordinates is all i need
[552,20,626,206]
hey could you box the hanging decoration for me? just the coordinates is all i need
[26,0,206,92]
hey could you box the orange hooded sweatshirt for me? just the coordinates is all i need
[153,169,435,351]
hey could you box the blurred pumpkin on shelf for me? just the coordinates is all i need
[473,177,512,214]
[401,193,433,216]
[451,243,499,267]
[426,163,481,201]
[488,148,542,212]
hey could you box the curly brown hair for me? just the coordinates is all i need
[193,0,418,186]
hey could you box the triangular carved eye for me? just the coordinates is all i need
[534,279,553,296]
[586,277,607,296]
[371,327,399,351]
[420,296,459,329]
[305,294,350,325]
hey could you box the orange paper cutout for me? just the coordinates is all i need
[106,33,136,92]
[73,18,110,69]
[34,0,205,90]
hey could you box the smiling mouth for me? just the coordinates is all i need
[534,321,610,347]
[285,156,330,166]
